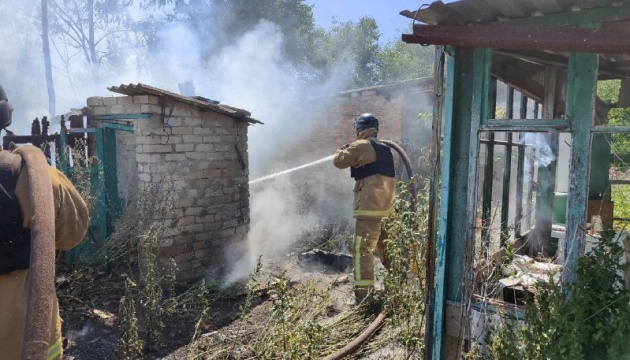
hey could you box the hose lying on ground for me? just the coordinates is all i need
[322,312,388,360]
[323,140,416,360]
[15,145,56,360]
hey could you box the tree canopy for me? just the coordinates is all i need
[1,0,434,125]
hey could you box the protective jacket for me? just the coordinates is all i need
[333,128,396,297]
[333,130,396,220]
[0,148,89,360]
[0,152,30,274]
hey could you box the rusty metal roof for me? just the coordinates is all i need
[401,1,630,79]
[107,83,262,124]
[401,0,630,26]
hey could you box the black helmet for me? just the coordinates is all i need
[353,113,378,132]
[0,85,12,130]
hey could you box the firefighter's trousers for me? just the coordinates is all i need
[353,218,389,300]
[0,270,62,360]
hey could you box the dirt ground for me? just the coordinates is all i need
[58,251,359,360]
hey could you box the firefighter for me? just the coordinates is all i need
[333,113,396,303]
[0,86,90,360]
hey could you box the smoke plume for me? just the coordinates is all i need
[0,2,357,283]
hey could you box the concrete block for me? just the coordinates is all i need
[185,207,204,216]
[196,214,215,223]
[171,126,193,135]
[141,104,161,113]
[110,105,124,114]
[87,97,104,107]
[184,224,203,233]
[203,136,222,143]
[172,107,193,117]
[193,127,214,135]
[195,143,213,152]
[184,118,203,127]
[143,144,173,153]
[167,118,184,127]
[103,97,119,106]
[165,153,186,162]
[174,233,195,245]
[194,232,212,241]
[179,216,196,226]
[136,154,151,163]
[173,251,194,264]
[118,96,133,105]
[133,95,150,104]
[185,152,206,160]
[159,238,174,248]
[219,228,236,237]
[163,245,185,258]
[175,143,195,152]
[194,249,212,259]
[147,95,159,105]
[92,107,109,116]
[122,104,143,114]
[182,135,203,143]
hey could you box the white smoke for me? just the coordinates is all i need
[209,21,353,283]
[521,133,556,168]
[224,176,319,284]
[0,2,355,284]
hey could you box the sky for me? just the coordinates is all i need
[145,1,432,44]
[306,1,428,44]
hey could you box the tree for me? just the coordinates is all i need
[42,0,56,117]
[142,0,319,80]
[378,41,434,83]
[48,0,137,83]
[597,79,630,163]
[311,17,382,88]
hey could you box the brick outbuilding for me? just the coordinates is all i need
[86,83,260,279]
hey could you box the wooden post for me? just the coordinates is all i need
[515,94,528,238]
[501,87,514,245]
[563,53,597,284]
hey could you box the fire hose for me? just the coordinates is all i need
[15,145,56,360]
[323,140,416,360]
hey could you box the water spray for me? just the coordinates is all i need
[249,155,334,185]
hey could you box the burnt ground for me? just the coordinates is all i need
[58,250,359,360]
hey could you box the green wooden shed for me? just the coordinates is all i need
[402,1,630,358]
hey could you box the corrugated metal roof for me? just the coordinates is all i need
[401,0,629,25]
[107,83,262,124]
[401,1,630,79]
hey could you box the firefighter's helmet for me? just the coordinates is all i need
[353,113,378,132]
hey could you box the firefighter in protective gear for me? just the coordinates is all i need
[333,113,396,301]
[0,87,90,360]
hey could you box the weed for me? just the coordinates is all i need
[118,277,143,360]
[484,230,630,359]
[239,256,263,319]
[368,178,428,357]
[138,224,166,350]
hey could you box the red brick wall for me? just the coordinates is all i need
[288,78,433,164]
